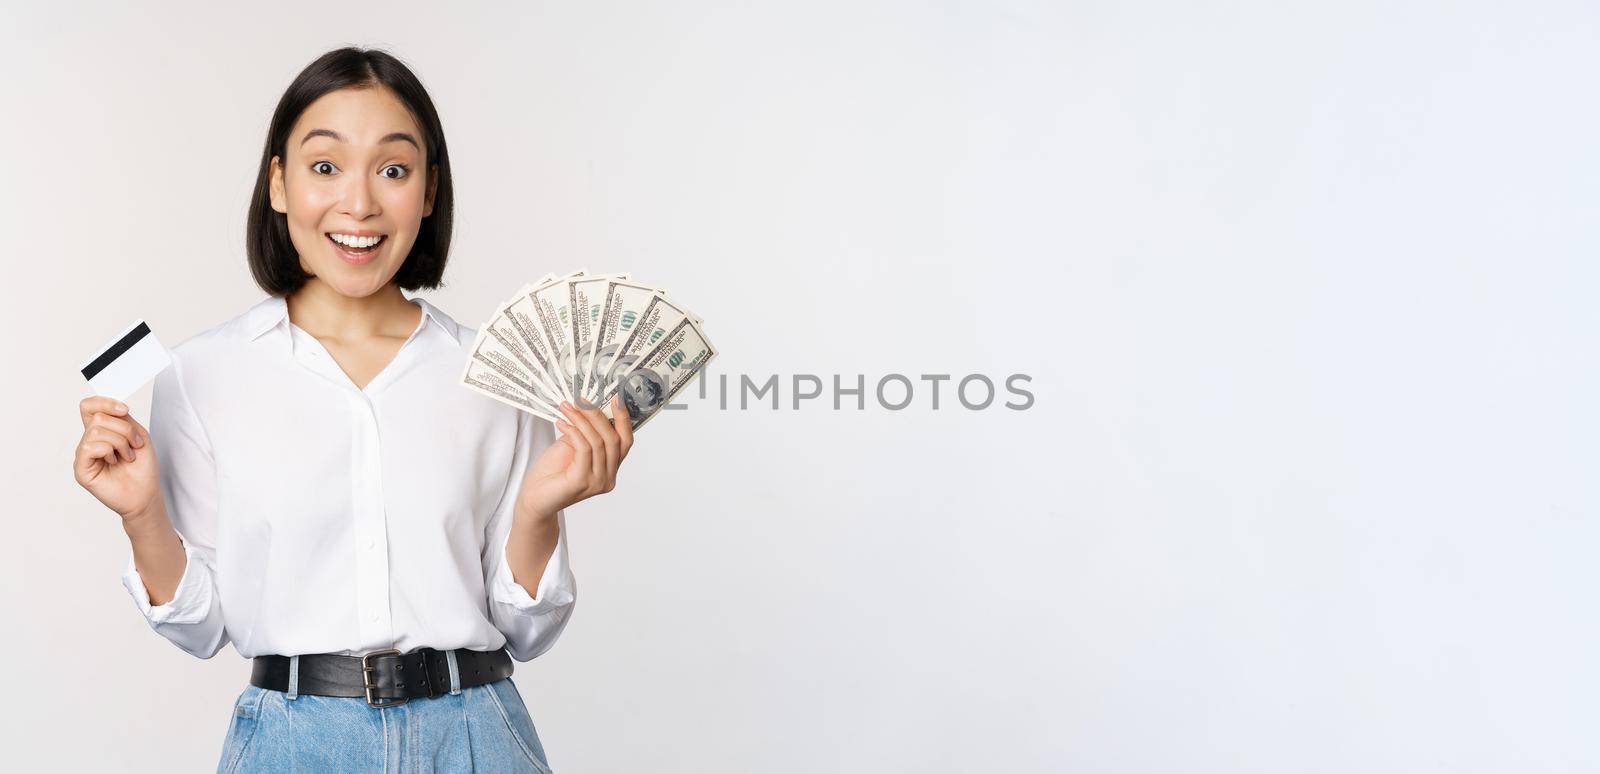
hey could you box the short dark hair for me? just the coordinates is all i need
[246,47,453,296]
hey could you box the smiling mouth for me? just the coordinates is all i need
[326,233,387,259]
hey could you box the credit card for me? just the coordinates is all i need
[80,320,172,400]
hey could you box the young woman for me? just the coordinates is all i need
[70,48,629,772]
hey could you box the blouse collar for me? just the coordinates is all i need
[243,294,460,343]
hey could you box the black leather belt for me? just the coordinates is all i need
[251,646,514,708]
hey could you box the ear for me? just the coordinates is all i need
[423,163,439,217]
[268,156,288,214]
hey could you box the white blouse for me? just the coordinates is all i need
[119,294,576,662]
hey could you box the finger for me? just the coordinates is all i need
[77,440,115,473]
[87,426,135,463]
[612,394,634,461]
[560,402,605,487]
[565,403,608,486]
[578,406,613,486]
[576,405,619,484]
[127,414,150,447]
[555,413,593,482]
[80,396,129,428]
[88,412,142,448]
[552,430,575,451]
[78,437,117,465]
[87,425,135,463]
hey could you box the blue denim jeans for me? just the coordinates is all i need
[217,653,554,773]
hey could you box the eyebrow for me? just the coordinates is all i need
[299,128,421,151]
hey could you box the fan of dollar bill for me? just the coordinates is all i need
[458,270,717,431]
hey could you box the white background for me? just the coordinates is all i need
[3,1,1596,771]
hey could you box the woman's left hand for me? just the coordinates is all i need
[516,395,634,520]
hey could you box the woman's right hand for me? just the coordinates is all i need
[73,396,161,522]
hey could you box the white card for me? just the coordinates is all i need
[80,320,173,401]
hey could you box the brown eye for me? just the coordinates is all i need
[381,165,409,180]
[312,161,337,175]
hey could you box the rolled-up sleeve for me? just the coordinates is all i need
[482,409,577,661]
[119,348,230,659]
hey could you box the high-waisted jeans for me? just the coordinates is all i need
[217,662,554,773]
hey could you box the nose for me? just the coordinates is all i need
[339,171,380,220]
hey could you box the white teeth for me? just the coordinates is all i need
[329,233,382,248]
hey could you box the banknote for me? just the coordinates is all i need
[580,278,668,405]
[499,271,581,402]
[593,315,717,431]
[563,275,622,406]
[484,293,568,401]
[460,358,563,422]
[589,293,700,408]
[460,269,711,432]
[532,272,629,403]
[462,305,566,418]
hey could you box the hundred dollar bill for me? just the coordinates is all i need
[590,292,700,408]
[460,358,563,422]
[579,279,667,405]
[465,306,566,418]
[533,272,629,404]
[500,271,582,402]
[526,272,587,402]
[579,285,703,406]
[595,316,717,431]
[483,290,569,402]
[563,275,623,408]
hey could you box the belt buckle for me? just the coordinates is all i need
[361,648,409,708]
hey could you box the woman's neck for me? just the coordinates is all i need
[285,279,421,341]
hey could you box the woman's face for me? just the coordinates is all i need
[269,85,438,299]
